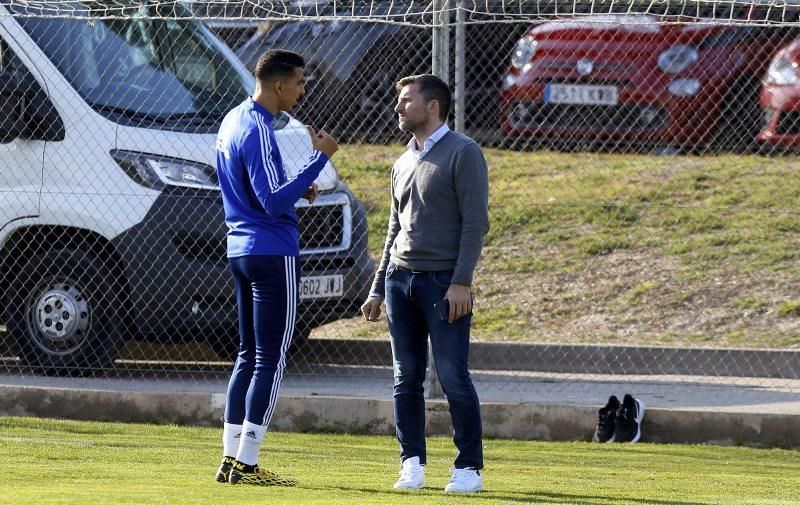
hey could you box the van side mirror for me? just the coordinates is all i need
[0,70,26,143]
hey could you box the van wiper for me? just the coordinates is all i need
[92,103,167,122]
[155,110,227,126]
[92,104,225,126]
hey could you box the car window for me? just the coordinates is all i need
[0,34,63,140]
[155,20,208,88]
[0,39,6,71]
[0,38,18,72]
[241,20,397,81]
[0,37,42,94]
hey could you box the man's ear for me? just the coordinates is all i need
[428,99,440,117]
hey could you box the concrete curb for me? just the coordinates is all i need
[305,340,800,379]
[3,385,799,448]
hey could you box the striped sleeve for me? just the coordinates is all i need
[241,117,329,217]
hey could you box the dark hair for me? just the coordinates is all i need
[395,74,451,121]
[254,49,305,83]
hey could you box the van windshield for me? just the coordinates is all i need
[8,0,250,120]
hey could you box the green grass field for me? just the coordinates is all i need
[2,417,800,504]
[329,145,800,347]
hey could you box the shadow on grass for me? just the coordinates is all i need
[302,484,707,505]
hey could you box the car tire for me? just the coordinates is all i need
[7,248,128,375]
[713,77,762,153]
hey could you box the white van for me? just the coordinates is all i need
[0,1,374,371]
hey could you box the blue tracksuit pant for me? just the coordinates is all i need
[224,255,299,427]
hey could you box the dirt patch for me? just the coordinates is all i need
[472,249,800,347]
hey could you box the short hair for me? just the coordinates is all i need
[254,49,305,83]
[395,74,451,122]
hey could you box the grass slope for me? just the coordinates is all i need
[331,145,800,347]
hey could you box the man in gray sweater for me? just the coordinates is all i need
[361,74,489,493]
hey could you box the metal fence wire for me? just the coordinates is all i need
[0,0,799,392]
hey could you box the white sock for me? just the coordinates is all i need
[235,420,267,466]
[222,422,243,459]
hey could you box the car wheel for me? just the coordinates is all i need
[7,249,128,374]
[714,77,762,153]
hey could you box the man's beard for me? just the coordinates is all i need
[399,116,425,133]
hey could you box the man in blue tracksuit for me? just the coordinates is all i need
[213,49,338,486]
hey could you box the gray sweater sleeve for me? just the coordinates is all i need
[452,142,490,287]
[369,165,400,298]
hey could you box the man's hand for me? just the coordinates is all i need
[444,283,472,324]
[301,183,319,204]
[361,295,384,322]
[307,125,339,158]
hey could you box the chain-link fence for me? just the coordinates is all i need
[0,0,799,394]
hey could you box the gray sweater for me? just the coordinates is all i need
[369,131,490,298]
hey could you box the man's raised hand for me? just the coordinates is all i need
[307,125,339,158]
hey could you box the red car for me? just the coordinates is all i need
[500,13,793,150]
[758,39,800,148]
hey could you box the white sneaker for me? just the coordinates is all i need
[392,456,425,489]
[444,468,483,493]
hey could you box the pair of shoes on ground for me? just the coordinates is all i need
[393,456,483,493]
[593,394,645,443]
[215,456,298,486]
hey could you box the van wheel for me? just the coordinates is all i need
[209,324,311,362]
[7,249,127,374]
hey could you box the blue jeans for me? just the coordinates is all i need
[385,262,483,470]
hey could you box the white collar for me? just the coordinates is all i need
[407,123,450,157]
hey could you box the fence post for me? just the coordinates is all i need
[454,0,465,133]
[432,0,450,82]
[425,0,450,400]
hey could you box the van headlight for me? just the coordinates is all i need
[658,44,699,74]
[111,150,219,190]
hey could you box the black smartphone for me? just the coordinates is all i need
[434,299,450,322]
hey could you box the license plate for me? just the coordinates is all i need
[544,84,618,105]
[299,274,343,300]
